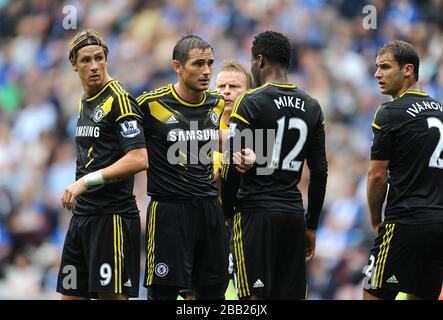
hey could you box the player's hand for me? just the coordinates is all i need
[233,148,256,173]
[225,217,233,230]
[61,179,87,211]
[371,220,382,234]
[305,229,316,261]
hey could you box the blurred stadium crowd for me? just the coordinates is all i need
[0,0,443,299]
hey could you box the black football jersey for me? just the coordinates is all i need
[74,80,146,216]
[371,91,443,224]
[223,82,327,214]
[137,84,224,200]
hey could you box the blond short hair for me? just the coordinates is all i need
[219,60,252,89]
[68,29,108,63]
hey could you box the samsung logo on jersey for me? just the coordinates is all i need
[274,96,305,111]
[76,126,100,138]
[167,129,219,142]
[406,101,443,117]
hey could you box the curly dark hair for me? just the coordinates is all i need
[251,31,291,69]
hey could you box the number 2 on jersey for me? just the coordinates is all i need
[427,117,443,169]
[270,116,307,171]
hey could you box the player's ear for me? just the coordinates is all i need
[71,61,78,72]
[258,54,265,69]
[404,63,414,78]
[172,59,182,75]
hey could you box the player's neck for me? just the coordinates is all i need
[263,69,289,86]
[174,83,204,104]
[84,74,113,98]
[221,113,230,126]
[393,80,419,99]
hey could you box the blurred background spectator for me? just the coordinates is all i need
[0,0,442,299]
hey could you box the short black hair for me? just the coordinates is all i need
[378,40,420,81]
[251,31,291,69]
[172,34,213,64]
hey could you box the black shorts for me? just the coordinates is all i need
[363,222,443,299]
[144,198,229,289]
[232,210,306,299]
[56,214,141,298]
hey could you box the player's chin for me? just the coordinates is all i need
[197,81,210,90]
[224,104,233,113]
[88,77,103,87]
[379,87,389,95]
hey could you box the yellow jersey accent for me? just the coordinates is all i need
[171,84,207,107]
[78,99,83,114]
[244,83,272,95]
[110,83,129,115]
[372,104,383,130]
[86,80,117,102]
[374,224,395,288]
[101,95,114,117]
[115,112,142,122]
[399,90,428,98]
[146,201,158,286]
[112,215,125,294]
[213,118,229,173]
[137,86,171,105]
[212,98,225,119]
[372,122,381,130]
[230,113,250,125]
[269,82,297,88]
[220,118,229,130]
[85,158,94,169]
[232,92,246,115]
[233,212,250,298]
[113,82,133,114]
[148,101,176,123]
[207,89,224,98]
[378,224,395,288]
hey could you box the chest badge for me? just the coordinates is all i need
[210,111,219,126]
[93,107,104,122]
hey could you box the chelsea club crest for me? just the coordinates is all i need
[210,111,219,126]
[93,107,104,123]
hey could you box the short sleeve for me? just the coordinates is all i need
[229,93,257,132]
[370,105,393,160]
[113,94,146,153]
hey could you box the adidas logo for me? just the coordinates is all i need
[123,279,132,287]
[386,275,398,284]
[166,115,179,124]
[253,279,264,288]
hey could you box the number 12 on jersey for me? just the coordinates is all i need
[269,116,308,171]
